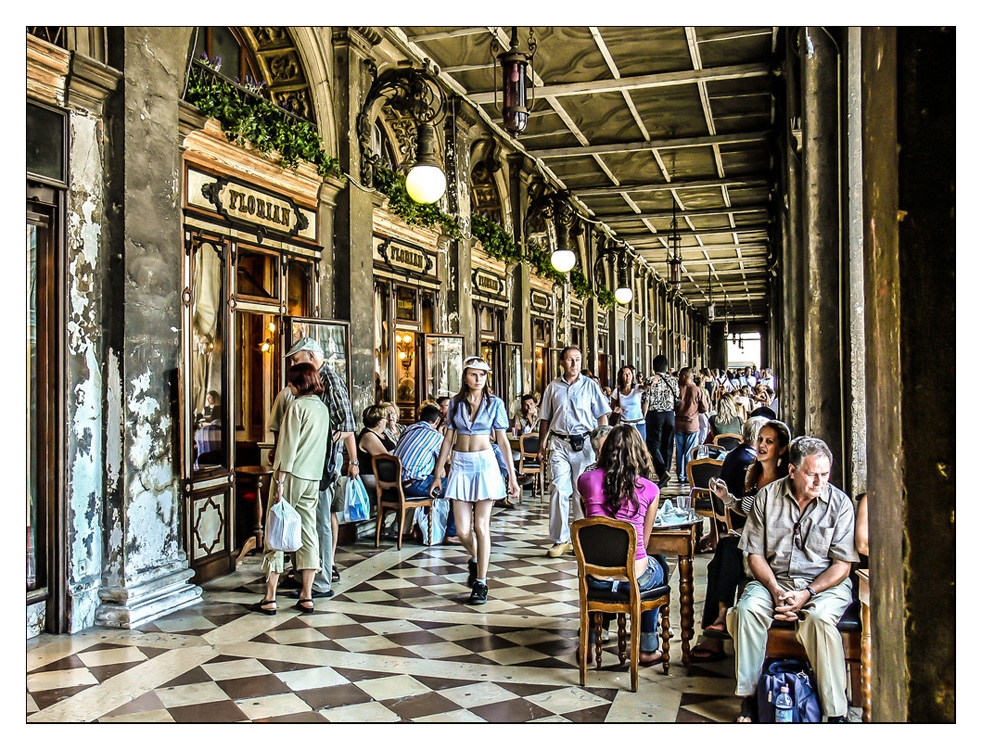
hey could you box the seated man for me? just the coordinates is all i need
[727,436,859,723]
[393,404,453,544]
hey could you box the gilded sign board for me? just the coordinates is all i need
[570,301,584,320]
[473,269,506,300]
[186,168,316,242]
[374,236,437,279]
[530,290,553,314]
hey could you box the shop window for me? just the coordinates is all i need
[286,258,313,317]
[395,330,418,411]
[374,283,391,403]
[191,240,227,472]
[235,312,278,443]
[236,246,279,301]
[420,291,435,333]
[395,286,417,322]
[27,102,66,185]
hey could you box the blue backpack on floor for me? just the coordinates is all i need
[757,659,822,722]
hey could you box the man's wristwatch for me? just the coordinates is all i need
[805,585,817,599]
[349,460,359,466]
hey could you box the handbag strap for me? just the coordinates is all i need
[657,372,680,398]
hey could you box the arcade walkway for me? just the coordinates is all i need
[28,490,755,723]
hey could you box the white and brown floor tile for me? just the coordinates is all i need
[27,490,750,723]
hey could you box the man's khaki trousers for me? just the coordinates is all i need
[726,578,853,718]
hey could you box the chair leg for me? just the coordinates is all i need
[428,505,434,546]
[630,607,641,693]
[579,605,590,687]
[375,507,384,547]
[660,601,671,675]
[617,613,628,666]
[397,507,406,551]
[593,614,604,670]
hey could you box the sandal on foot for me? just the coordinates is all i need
[296,598,315,614]
[704,621,730,639]
[689,645,727,662]
[638,649,665,666]
[250,599,277,616]
[735,696,756,723]
[331,565,341,583]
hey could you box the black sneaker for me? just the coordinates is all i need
[467,559,477,587]
[468,581,489,605]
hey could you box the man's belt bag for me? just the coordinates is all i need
[553,433,587,452]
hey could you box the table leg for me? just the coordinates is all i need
[678,553,694,667]
[861,599,872,722]
[253,478,265,551]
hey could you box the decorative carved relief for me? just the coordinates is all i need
[242,27,315,124]
[253,27,290,48]
[272,89,313,121]
[266,52,302,84]
[382,104,418,166]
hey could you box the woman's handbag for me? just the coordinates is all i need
[266,496,302,552]
[339,475,371,523]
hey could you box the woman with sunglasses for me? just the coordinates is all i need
[688,419,791,661]
[430,356,520,605]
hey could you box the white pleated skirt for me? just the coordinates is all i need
[443,449,506,503]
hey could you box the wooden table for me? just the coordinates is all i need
[856,568,871,722]
[646,518,701,666]
[235,465,273,562]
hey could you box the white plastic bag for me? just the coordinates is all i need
[266,498,302,552]
[341,476,371,523]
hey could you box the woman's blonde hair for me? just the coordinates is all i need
[716,393,739,423]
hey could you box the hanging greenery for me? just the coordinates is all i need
[470,215,616,309]
[374,165,461,239]
[185,59,344,181]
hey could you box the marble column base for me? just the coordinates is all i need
[95,565,202,629]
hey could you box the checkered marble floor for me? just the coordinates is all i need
[28,489,747,723]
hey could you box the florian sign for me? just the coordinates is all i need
[472,269,506,301]
[186,168,317,243]
[373,236,437,282]
[530,290,554,315]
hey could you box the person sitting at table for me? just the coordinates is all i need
[513,393,540,435]
[710,393,743,439]
[253,363,331,616]
[687,416,771,661]
[577,424,666,665]
[381,402,403,445]
[356,405,397,501]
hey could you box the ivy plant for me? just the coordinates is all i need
[373,165,461,239]
[184,59,344,181]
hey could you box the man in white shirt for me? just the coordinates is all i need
[536,347,611,557]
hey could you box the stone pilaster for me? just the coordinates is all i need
[444,100,474,343]
[96,27,201,628]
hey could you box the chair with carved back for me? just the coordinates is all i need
[519,433,543,500]
[371,453,433,550]
[713,433,743,451]
[571,517,672,692]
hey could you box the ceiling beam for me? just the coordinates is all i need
[613,225,770,241]
[409,27,490,42]
[574,175,768,197]
[469,62,771,104]
[529,130,770,159]
[597,205,767,222]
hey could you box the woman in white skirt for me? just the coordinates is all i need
[430,356,520,604]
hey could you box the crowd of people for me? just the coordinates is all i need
[252,338,864,722]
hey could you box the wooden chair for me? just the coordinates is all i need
[686,457,724,516]
[713,433,742,451]
[571,517,672,692]
[519,433,544,501]
[371,453,434,550]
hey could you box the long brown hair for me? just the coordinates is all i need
[597,424,656,515]
[745,420,792,491]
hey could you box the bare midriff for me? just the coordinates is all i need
[453,433,495,453]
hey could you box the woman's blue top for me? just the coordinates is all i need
[447,395,509,435]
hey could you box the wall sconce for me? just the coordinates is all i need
[525,189,578,273]
[396,331,415,370]
[707,276,716,321]
[496,27,537,135]
[595,233,633,305]
[615,256,634,305]
[357,63,448,204]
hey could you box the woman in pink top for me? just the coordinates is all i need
[577,424,666,665]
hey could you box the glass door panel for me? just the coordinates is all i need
[191,240,228,473]
[423,334,464,403]
[287,317,351,394]
[503,343,522,422]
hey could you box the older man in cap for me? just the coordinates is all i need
[276,336,359,598]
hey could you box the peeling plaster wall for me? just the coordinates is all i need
[64,111,106,632]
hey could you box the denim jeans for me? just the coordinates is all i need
[675,430,699,483]
[587,555,665,652]
[624,421,646,444]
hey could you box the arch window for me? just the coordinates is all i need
[191,27,264,87]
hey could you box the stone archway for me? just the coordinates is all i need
[239,27,316,123]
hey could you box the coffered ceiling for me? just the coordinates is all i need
[377,26,780,322]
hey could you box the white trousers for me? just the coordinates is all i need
[547,436,596,544]
[727,579,853,718]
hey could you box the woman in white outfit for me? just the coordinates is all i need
[430,356,520,604]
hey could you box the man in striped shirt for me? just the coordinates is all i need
[393,404,451,543]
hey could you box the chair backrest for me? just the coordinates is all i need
[571,516,636,579]
[520,433,540,457]
[372,453,403,500]
[714,433,742,450]
[687,457,723,491]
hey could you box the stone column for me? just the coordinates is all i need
[97,27,201,628]
[444,99,474,342]
[507,153,534,392]
[584,228,600,375]
[800,27,844,481]
[332,28,381,419]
